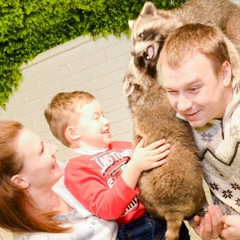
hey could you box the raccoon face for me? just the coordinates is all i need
[134,28,166,62]
[129,2,167,62]
[129,2,182,62]
[129,21,166,62]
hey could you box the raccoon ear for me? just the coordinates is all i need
[128,20,135,29]
[123,76,134,96]
[142,2,157,16]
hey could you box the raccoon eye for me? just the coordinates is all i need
[139,33,144,39]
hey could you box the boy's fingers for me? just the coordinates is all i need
[157,143,170,152]
[147,139,167,150]
[155,149,170,160]
[135,138,144,149]
[153,159,167,167]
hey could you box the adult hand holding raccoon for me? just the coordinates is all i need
[189,204,223,240]
[220,215,240,240]
[190,207,240,240]
[159,23,240,240]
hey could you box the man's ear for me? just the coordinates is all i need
[11,175,29,189]
[221,61,232,86]
[65,126,80,141]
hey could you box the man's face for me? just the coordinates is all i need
[162,52,233,128]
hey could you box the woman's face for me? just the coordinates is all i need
[17,127,62,190]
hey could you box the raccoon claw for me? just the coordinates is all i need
[143,45,154,60]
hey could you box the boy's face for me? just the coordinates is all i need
[162,52,233,128]
[75,99,112,148]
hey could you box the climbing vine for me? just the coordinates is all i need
[0,0,185,109]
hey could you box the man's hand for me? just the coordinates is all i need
[189,204,223,240]
[220,215,240,240]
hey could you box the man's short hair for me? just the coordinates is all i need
[160,23,231,78]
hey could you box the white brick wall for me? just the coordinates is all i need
[231,0,240,4]
[0,34,134,166]
[0,0,239,239]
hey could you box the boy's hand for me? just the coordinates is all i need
[121,139,170,190]
[131,139,170,172]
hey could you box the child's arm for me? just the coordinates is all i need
[65,139,170,220]
[121,138,169,190]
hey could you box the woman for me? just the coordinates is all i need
[0,120,118,240]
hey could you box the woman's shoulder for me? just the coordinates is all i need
[13,232,71,240]
[12,215,118,240]
[12,231,91,240]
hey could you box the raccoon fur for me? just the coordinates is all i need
[123,51,206,240]
[129,0,240,87]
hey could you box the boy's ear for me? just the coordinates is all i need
[11,175,29,189]
[65,126,80,140]
[221,61,232,86]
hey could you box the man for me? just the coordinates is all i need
[159,23,240,240]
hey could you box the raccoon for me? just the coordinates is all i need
[129,0,240,86]
[123,45,206,240]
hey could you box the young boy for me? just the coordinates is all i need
[45,91,190,240]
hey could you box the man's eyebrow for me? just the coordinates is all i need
[162,84,174,90]
[164,79,202,89]
[184,79,203,87]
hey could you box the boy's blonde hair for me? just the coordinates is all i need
[44,91,95,147]
[160,23,231,79]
